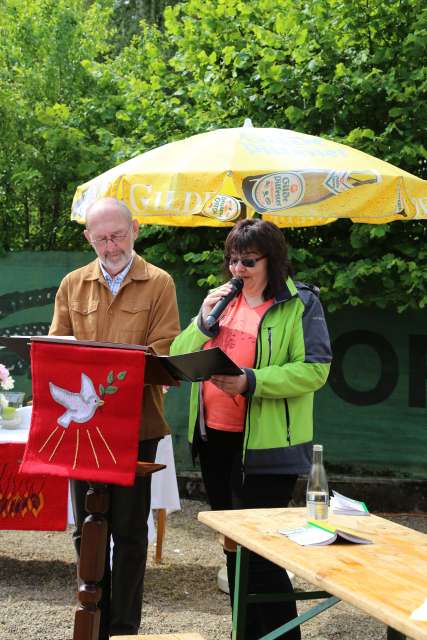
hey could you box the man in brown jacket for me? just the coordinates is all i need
[49,197,180,639]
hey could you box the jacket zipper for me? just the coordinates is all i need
[198,385,207,440]
[241,397,251,484]
[267,327,273,365]
[284,398,291,445]
[242,313,278,472]
[242,293,298,468]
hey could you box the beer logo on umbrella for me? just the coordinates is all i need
[39,370,127,469]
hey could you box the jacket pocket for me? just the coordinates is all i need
[119,301,151,343]
[70,299,99,339]
[71,300,99,314]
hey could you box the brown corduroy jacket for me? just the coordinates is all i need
[49,254,180,440]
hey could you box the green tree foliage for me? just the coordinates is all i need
[111,0,181,48]
[1,0,426,311]
[0,0,114,250]
[118,0,427,311]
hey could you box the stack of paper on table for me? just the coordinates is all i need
[279,520,372,546]
[330,490,369,515]
[410,598,427,621]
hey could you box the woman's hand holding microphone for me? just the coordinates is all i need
[201,280,248,397]
[201,282,236,326]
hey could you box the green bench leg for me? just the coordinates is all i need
[231,545,408,640]
[231,545,340,640]
[258,595,340,640]
[232,545,250,640]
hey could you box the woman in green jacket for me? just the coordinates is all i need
[171,218,332,639]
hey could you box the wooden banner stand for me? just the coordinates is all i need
[73,462,165,640]
[0,336,231,640]
[0,336,176,640]
[73,483,109,640]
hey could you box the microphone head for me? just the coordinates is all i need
[230,277,243,292]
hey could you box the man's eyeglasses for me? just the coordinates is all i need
[228,255,267,268]
[89,223,132,249]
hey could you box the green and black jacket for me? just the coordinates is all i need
[170,277,332,476]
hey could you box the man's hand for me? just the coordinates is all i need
[210,372,248,396]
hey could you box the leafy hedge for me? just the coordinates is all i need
[1,0,426,311]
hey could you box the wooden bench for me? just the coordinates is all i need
[111,634,205,639]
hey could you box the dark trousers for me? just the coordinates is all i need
[71,438,159,640]
[197,426,301,640]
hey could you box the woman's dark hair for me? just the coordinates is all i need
[223,218,294,300]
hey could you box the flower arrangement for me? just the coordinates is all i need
[0,363,15,411]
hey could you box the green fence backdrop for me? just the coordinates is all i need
[0,251,425,479]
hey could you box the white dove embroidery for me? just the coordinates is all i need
[49,373,104,428]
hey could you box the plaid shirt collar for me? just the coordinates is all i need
[99,253,135,295]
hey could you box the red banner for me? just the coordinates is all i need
[0,443,67,530]
[20,341,145,486]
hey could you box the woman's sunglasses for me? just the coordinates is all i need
[228,255,266,268]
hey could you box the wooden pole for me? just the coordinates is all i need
[73,483,109,640]
[72,464,165,639]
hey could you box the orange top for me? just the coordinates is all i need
[202,294,273,431]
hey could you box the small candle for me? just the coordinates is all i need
[2,406,16,420]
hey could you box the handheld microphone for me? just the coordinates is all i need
[206,277,243,328]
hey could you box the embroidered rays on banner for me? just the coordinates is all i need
[20,341,146,486]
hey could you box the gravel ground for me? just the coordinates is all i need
[0,499,426,640]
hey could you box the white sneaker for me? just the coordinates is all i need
[287,570,295,583]
[217,564,229,594]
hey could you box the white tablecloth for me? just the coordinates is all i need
[0,406,181,541]
[148,434,181,543]
[0,405,33,443]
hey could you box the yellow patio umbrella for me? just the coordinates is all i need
[71,120,427,227]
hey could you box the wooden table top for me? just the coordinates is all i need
[198,507,427,640]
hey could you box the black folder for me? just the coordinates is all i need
[0,336,242,385]
[149,347,243,382]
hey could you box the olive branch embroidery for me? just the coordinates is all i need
[98,370,127,397]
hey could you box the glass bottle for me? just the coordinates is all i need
[306,444,329,520]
